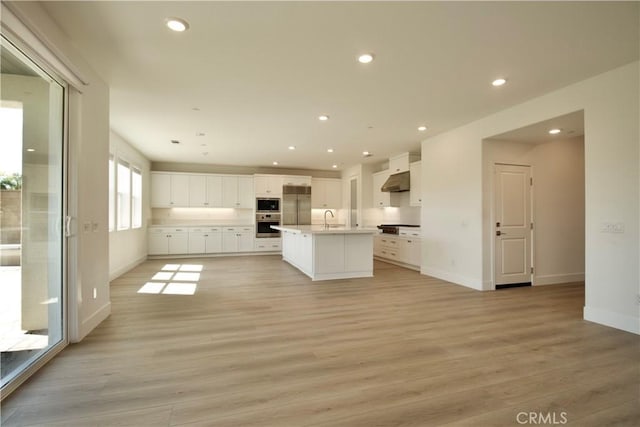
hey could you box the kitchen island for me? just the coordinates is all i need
[272,225,376,281]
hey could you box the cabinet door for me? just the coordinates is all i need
[221,176,238,208]
[389,153,410,173]
[409,161,422,207]
[205,232,223,253]
[188,231,206,254]
[282,175,310,187]
[299,233,313,273]
[254,176,270,196]
[222,232,238,252]
[170,175,190,207]
[189,176,207,207]
[237,176,254,208]
[168,232,189,254]
[372,171,391,208]
[324,179,342,209]
[151,173,171,207]
[148,231,168,255]
[404,238,421,267]
[311,179,326,209]
[206,176,223,207]
[237,232,254,252]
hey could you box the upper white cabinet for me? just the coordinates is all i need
[282,175,311,186]
[372,170,399,208]
[388,152,420,174]
[312,178,342,209]
[189,175,223,207]
[254,174,283,197]
[151,173,189,207]
[222,175,254,208]
[409,161,422,207]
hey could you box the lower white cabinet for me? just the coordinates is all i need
[188,228,222,254]
[254,238,282,252]
[374,232,421,270]
[148,228,189,255]
[222,226,254,252]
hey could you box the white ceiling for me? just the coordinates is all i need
[41,1,639,171]
[488,110,585,144]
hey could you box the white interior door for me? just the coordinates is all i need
[494,164,532,286]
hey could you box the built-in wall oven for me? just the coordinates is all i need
[256,213,281,238]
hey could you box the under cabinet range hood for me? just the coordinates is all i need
[381,171,410,192]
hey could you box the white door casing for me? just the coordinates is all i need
[494,164,532,286]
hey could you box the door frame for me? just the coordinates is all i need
[490,162,535,290]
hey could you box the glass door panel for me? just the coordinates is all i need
[0,37,66,392]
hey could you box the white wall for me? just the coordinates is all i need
[109,131,150,280]
[483,136,585,287]
[421,62,639,334]
[3,1,112,342]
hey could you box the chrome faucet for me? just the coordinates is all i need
[323,209,334,228]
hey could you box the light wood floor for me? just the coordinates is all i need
[2,256,639,426]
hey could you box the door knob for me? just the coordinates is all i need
[496,230,507,236]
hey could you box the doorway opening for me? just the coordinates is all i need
[483,110,585,291]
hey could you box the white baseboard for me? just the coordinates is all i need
[584,306,640,335]
[72,301,111,343]
[109,255,147,281]
[534,273,584,286]
[421,266,483,291]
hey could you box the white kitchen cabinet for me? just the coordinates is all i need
[189,175,223,207]
[374,232,421,270]
[312,178,342,209]
[222,226,254,252]
[151,173,190,207]
[148,227,188,255]
[254,174,283,197]
[388,152,420,174]
[254,238,282,252]
[222,176,254,208]
[372,170,396,208]
[188,227,222,254]
[282,175,311,186]
[409,161,422,207]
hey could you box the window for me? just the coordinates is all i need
[117,160,131,230]
[132,167,142,229]
[108,155,115,231]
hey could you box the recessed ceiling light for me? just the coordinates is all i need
[492,78,507,87]
[192,107,200,111]
[418,126,427,132]
[358,53,375,64]
[171,140,180,144]
[288,145,296,150]
[548,128,562,135]
[26,148,35,152]
[327,148,334,153]
[318,115,329,121]
[166,17,189,32]
[272,161,279,166]
[362,151,372,157]
[332,164,338,169]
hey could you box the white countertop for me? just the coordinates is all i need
[272,225,378,235]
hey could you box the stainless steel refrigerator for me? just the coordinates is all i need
[282,185,311,226]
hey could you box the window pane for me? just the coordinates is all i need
[132,168,142,229]
[117,161,130,230]
[108,157,114,231]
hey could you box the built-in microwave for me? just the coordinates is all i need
[256,197,280,212]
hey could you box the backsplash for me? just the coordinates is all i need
[151,208,254,225]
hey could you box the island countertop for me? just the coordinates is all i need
[271,225,378,235]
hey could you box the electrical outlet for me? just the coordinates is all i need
[92,222,99,232]
[83,222,91,232]
[613,222,625,233]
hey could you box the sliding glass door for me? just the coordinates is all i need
[0,36,66,394]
